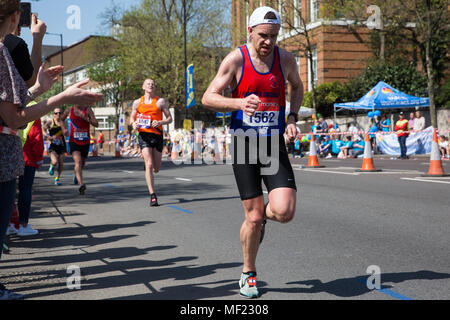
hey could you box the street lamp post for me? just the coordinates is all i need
[183,0,188,120]
[46,32,64,91]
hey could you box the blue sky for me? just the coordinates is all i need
[21,0,142,48]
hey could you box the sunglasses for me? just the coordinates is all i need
[54,112,61,115]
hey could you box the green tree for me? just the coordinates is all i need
[322,0,449,128]
[103,0,230,123]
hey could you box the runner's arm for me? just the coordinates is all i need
[283,50,304,118]
[282,50,304,140]
[86,107,99,128]
[129,99,140,130]
[157,98,172,126]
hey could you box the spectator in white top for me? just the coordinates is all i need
[413,111,425,131]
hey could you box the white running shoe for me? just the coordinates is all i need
[6,224,18,236]
[17,225,38,237]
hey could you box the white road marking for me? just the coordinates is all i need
[176,178,192,182]
[122,170,134,174]
[401,178,450,184]
[295,168,359,175]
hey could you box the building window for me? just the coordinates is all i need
[310,0,319,22]
[64,73,74,87]
[278,0,284,34]
[77,69,87,82]
[96,116,114,130]
[307,45,317,90]
[294,0,302,28]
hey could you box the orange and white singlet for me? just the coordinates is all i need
[136,96,163,135]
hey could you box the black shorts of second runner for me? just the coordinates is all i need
[138,132,163,153]
[69,142,90,158]
[49,143,66,155]
[232,134,297,201]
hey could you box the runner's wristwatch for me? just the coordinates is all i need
[287,112,298,122]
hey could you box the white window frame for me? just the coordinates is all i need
[63,73,74,87]
[310,0,319,22]
[294,0,302,28]
[96,116,115,130]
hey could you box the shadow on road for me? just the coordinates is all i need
[264,270,450,298]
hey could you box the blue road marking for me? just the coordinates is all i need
[357,278,413,300]
[378,288,413,300]
[168,205,193,214]
[104,184,117,188]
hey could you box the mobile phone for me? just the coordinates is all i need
[19,2,31,28]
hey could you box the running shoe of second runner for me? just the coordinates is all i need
[79,184,86,195]
[150,193,159,207]
[54,177,62,186]
[73,176,78,185]
[239,271,259,298]
[48,165,54,176]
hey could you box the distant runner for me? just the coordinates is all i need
[130,78,172,206]
[62,105,98,194]
[45,108,67,185]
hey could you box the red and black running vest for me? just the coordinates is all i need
[231,45,286,136]
[69,107,90,145]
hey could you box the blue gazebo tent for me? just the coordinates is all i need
[332,81,429,131]
[334,81,429,111]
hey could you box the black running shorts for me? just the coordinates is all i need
[138,132,163,153]
[69,142,89,158]
[49,143,66,155]
[232,134,297,201]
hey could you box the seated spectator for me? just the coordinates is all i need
[438,136,449,159]
[318,136,331,158]
[349,137,365,158]
[293,135,304,158]
[329,135,345,158]
[339,136,353,159]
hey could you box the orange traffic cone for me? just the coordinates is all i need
[114,142,121,158]
[422,129,449,177]
[307,132,325,168]
[356,133,382,172]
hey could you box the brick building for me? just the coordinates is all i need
[232,0,373,91]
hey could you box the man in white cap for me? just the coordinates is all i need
[202,6,304,298]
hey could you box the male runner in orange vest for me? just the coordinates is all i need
[130,78,172,206]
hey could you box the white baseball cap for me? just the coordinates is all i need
[249,6,281,28]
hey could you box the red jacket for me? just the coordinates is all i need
[23,119,44,168]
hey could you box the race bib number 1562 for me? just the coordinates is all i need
[243,111,279,127]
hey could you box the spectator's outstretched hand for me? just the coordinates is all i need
[60,79,103,106]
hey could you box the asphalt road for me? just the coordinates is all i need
[1,154,449,301]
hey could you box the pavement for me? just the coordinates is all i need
[1,153,450,301]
